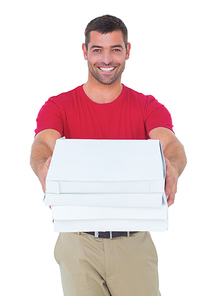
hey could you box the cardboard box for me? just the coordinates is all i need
[53,219,168,232]
[44,139,168,232]
[51,195,167,220]
[44,193,163,208]
[45,139,165,195]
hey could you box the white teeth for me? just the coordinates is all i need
[99,67,115,72]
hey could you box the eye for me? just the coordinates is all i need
[93,49,101,53]
[113,48,121,52]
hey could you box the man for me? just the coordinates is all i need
[30,15,187,296]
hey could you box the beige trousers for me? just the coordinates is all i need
[54,232,161,296]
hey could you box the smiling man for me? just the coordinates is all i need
[82,26,131,103]
[30,15,187,296]
[83,30,130,87]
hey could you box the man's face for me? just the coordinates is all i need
[82,31,131,85]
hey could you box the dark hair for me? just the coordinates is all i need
[85,15,128,49]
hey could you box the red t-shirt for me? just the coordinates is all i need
[35,84,173,139]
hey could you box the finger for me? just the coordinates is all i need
[165,169,173,198]
[166,176,177,206]
[164,157,178,207]
[165,179,176,207]
[167,193,175,207]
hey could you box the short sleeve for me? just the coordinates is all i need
[142,95,174,135]
[34,98,64,136]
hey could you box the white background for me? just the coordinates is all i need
[0,0,196,295]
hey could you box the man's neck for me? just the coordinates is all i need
[83,78,123,104]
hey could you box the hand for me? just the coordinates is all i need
[165,157,178,207]
[38,156,52,193]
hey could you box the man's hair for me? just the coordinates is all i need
[85,15,128,49]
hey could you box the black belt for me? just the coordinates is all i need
[84,231,137,239]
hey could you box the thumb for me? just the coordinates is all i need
[164,156,170,167]
[45,156,52,169]
[42,156,52,193]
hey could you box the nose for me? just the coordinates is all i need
[102,50,113,65]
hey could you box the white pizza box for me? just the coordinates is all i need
[51,195,167,220]
[53,218,168,232]
[44,193,163,208]
[45,139,165,194]
[50,195,168,232]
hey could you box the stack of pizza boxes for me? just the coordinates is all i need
[44,138,168,232]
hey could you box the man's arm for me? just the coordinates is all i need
[149,127,187,206]
[30,129,61,192]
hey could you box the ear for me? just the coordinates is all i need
[82,43,88,60]
[126,42,131,60]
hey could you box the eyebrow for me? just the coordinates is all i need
[90,45,123,50]
[111,45,123,49]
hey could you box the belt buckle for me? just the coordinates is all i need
[94,231,113,239]
[95,231,99,238]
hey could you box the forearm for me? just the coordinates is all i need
[30,140,52,178]
[30,129,61,192]
[163,140,187,177]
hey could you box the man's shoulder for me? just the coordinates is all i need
[123,85,151,102]
[49,85,82,103]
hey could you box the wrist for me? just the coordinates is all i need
[165,157,179,178]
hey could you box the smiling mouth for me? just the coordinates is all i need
[98,67,116,72]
